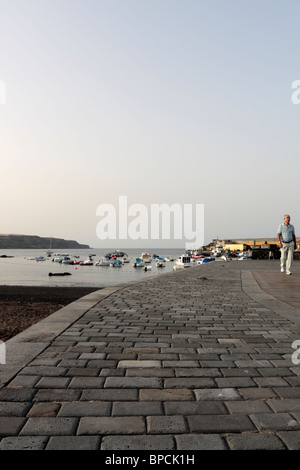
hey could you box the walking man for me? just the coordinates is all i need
[277,214,297,275]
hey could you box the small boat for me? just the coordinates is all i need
[156,261,165,267]
[141,252,151,263]
[61,256,73,264]
[144,265,152,272]
[53,256,63,263]
[174,255,192,268]
[132,258,145,268]
[36,256,46,262]
[82,256,94,265]
[122,256,129,263]
[198,257,214,264]
[110,259,122,267]
[95,257,110,266]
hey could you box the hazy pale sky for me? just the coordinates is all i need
[1,0,300,248]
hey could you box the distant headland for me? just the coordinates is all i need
[0,234,90,249]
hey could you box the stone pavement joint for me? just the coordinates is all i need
[1,260,300,450]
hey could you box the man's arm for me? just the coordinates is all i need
[293,233,297,249]
[278,232,282,249]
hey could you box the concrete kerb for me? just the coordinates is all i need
[0,269,178,388]
[241,270,300,327]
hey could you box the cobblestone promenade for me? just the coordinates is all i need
[1,260,300,450]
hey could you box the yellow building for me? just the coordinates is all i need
[223,244,246,251]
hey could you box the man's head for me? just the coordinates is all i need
[284,214,291,225]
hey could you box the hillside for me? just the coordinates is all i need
[0,234,90,249]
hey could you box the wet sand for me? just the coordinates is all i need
[0,286,100,342]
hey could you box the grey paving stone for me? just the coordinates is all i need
[46,436,100,450]
[0,436,48,450]
[100,435,175,450]
[104,377,163,388]
[194,388,242,401]
[164,378,215,388]
[58,402,111,417]
[27,402,61,417]
[117,360,161,368]
[0,388,36,402]
[273,387,300,398]
[20,366,68,376]
[215,377,256,388]
[187,414,255,433]
[0,417,26,436]
[35,376,71,388]
[238,387,278,400]
[140,389,193,401]
[0,402,31,417]
[147,416,187,434]
[126,368,175,377]
[164,401,227,415]
[162,360,199,368]
[250,413,300,431]
[267,399,300,413]
[34,389,81,402]
[176,367,222,377]
[253,377,290,387]
[20,417,78,436]
[176,434,227,450]
[68,377,105,388]
[112,401,163,416]
[66,367,101,376]
[77,416,145,435]
[278,431,300,450]
[81,389,138,401]
[225,433,286,450]
[7,375,40,388]
[224,400,272,414]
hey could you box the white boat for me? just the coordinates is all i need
[174,255,192,268]
[141,252,151,263]
[237,251,252,259]
[82,256,93,265]
[95,257,110,266]
[156,261,165,267]
[61,256,73,264]
[132,258,145,267]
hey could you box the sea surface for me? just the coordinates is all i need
[0,248,186,288]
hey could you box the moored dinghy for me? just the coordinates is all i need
[132,258,144,268]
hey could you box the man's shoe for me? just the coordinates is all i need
[281,268,285,273]
[286,271,291,275]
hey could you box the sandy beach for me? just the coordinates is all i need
[0,286,99,342]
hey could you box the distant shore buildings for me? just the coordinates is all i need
[198,238,300,260]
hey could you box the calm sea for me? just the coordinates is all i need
[0,248,185,288]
